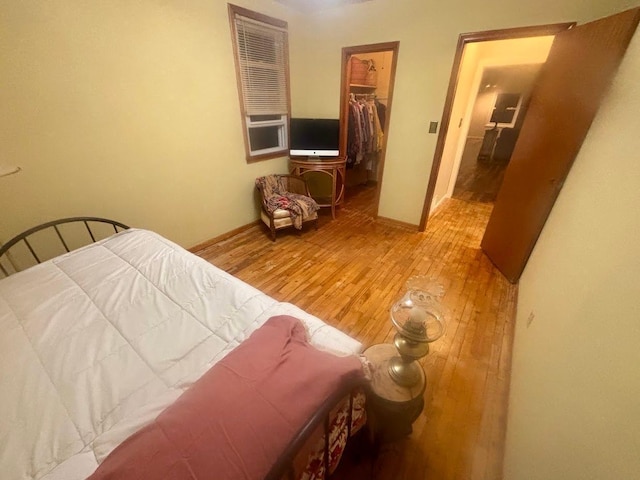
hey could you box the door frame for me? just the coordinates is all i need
[339,41,400,217]
[418,23,575,231]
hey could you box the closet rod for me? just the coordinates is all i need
[352,94,387,102]
[353,93,376,99]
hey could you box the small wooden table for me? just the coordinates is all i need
[364,343,426,443]
[289,157,346,219]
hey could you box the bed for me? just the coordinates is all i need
[0,219,366,480]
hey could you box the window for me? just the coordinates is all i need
[228,4,290,161]
[489,93,523,128]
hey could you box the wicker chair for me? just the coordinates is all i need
[256,174,318,241]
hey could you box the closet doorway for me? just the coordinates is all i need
[339,41,399,217]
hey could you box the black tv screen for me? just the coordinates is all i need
[289,118,340,158]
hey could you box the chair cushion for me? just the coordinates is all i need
[272,208,292,220]
[261,210,318,230]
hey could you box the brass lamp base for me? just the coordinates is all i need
[388,356,423,388]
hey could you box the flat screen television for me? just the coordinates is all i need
[289,118,340,158]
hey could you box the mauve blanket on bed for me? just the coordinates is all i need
[88,315,364,480]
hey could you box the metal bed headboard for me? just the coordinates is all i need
[0,217,130,277]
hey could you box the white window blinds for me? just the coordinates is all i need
[234,16,288,116]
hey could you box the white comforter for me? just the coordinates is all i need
[0,229,361,480]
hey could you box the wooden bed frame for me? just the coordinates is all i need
[0,217,367,479]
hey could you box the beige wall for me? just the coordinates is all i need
[291,0,636,225]
[505,29,640,479]
[1,0,636,245]
[0,0,300,247]
[428,42,480,211]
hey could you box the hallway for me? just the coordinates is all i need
[452,137,510,204]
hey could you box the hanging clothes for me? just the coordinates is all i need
[375,99,387,133]
[347,95,384,168]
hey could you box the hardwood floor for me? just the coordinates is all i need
[452,139,509,204]
[195,185,517,480]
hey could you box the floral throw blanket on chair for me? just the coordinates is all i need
[256,175,319,229]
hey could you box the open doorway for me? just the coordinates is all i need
[339,41,399,217]
[419,23,574,231]
[451,62,545,203]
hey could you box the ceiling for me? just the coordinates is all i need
[275,0,372,14]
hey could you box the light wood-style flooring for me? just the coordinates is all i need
[194,185,517,480]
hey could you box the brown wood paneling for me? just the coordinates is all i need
[481,8,640,283]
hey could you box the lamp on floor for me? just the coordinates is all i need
[388,277,446,388]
